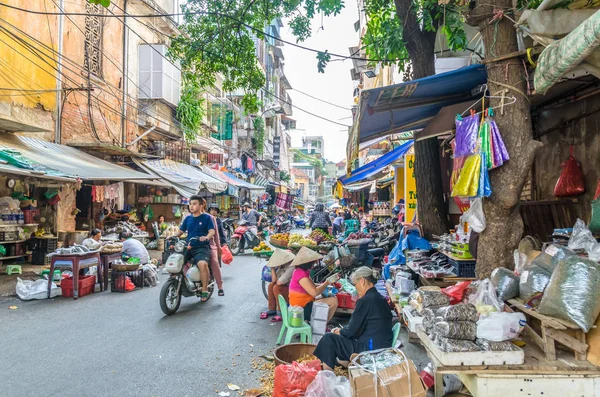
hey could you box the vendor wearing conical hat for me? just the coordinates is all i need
[289,247,340,323]
[260,249,296,322]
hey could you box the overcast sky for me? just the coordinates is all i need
[281,2,358,163]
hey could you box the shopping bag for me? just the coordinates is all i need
[554,146,585,197]
[221,245,233,265]
[454,113,480,157]
[273,361,321,397]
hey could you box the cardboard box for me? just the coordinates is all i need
[349,359,426,397]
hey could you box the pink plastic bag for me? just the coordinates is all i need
[273,361,320,397]
[554,146,585,197]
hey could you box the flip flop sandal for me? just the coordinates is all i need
[271,316,283,322]
[260,312,270,319]
[200,292,209,302]
[218,289,224,296]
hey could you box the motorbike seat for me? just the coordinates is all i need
[367,248,385,258]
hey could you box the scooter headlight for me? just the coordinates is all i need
[174,241,186,253]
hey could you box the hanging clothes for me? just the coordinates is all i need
[116,182,125,210]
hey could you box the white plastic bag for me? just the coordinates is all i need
[16,277,61,300]
[468,278,504,316]
[305,370,351,397]
[568,218,600,261]
[477,312,526,341]
[462,198,486,233]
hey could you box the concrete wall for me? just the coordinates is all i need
[533,92,600,221]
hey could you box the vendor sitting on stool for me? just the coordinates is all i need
[314,266,393,371]
[261,249,296,322]
[120,231,150,264]
[289,247,339,323]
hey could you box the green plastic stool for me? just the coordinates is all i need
[391,323,401,347]
[276,294,313,345]
[6,265,22,275]
[41,269,62,281]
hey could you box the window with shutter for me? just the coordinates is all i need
[84,3,103,77]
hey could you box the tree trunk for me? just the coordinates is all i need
[468,2,543,277]
[414,138,450,237]
[393,0,449,237]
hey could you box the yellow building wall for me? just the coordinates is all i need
[0,1,58,110]
[393,165,404,204]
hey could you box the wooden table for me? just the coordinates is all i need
[418,328,600,397]
[419,275,475,288]
[99,252,122,292]
[47,251,101,299]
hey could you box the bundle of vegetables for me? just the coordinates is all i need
[309,229,335,244]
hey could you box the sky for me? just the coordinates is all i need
[281,3,358,163]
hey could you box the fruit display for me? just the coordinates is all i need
[252,241,272,252]
[270,233,290,247]
[344,232,373,246]
[287,233,318,249]
[309,229,335,244]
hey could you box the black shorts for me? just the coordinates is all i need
[189,245,211,264]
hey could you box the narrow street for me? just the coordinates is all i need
[0,252,279,397]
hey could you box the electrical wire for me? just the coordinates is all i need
[290,88,351,111]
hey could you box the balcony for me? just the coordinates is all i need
[282,92,293,116]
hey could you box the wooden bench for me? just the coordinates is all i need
[507,298,589,361]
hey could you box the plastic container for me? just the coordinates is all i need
[289,306,305,327]
[60,275,96,298]
[448,258,476,278]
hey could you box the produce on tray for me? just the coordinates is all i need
[436,304,478,322]
[491,267,520,301]
[270,233,290,246]
[476,339,521,352]
[309,229,335,244]
[252,241,272,252]
[435,336,481,352]
[433,321,477,341]
[539,256,600,332]
[287,233,317,249]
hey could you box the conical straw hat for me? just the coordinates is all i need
[266,249,296,268]
[291,246,323,267]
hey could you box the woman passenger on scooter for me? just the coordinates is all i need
[309,203,332,234]
[260,249,295,322]
[205,204,225,296]
[289,247,339,323]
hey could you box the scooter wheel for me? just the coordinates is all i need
[230,237,242,256]
[160,278,181,315]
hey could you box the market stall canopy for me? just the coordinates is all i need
[340,140,414,185]
[0,162,76,182]
[224,172,265,191]
[0,134,153,181]
[344,180,377,192]
[347,64,488,171]
[532,10,600,94]
[134,159,228,197]
[253,175,269,187]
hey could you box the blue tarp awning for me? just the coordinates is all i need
[357,65,487,143]
[340,140,414,185]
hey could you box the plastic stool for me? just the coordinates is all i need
[277,294,313,345]
[41,269,62,281]
[391,322,401,347]
[6,265,22,275]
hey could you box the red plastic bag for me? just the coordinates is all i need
[442,281,472,304]
[221,245,233,265]
[554,146,585,197]
[273,360,320,397]
[594,179,600,200]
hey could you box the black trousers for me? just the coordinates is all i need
[314,333,363,369]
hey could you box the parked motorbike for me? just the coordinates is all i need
[229,220,262,255]
[222,218,235,242]
[292,215,307,229]
[160,237,215,315]
[274,219,292,233]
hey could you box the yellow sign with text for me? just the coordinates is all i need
[404,154,417,223]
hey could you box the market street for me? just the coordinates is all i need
[0,251,280,397]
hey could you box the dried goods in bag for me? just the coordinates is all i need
[476,339,521,352]
[435,336,481,352]
[539,256,600,332]
[433,321,477,340]
[436,304,479,322]
[490,267,519,301]
[518,262,552,304]
[409,289,450,312]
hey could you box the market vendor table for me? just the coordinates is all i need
[99,252,122,292]
[417,328,600,397]
[47,251,101,299]
[419,275,474,288]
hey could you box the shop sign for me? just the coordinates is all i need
[273,136,281,168]
[404,154,417,222]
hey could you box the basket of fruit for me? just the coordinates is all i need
[287,234,318,251]
[252,241,273,257]
[310,229,336,244]
[269,233,290,249]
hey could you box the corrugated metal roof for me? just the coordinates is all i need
[0,162,76,182]
[0,135,153,181]
[135,159,228,196]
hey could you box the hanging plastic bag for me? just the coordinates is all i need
[305,370,352,397]
[568,218,600,261]
[462,198,486,233]
[487,109,510,167]
[468,279,504,316]
[477,312,526,341]
[221,245,233,265]
[554,146,585,197]
[451,154,481,197]
[479,120,493,169]
[273,360,321,397]
[589,199,600,233]
[477,153,492,198]
[454,113,480,157]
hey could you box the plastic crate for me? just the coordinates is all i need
[110,268,144,293]
[60,275,96,298]
[336,292,356,309]
[32,238,58,254]
[448,258,476,278]
[31,252,50,266]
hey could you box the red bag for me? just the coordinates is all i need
[554,146,586,197]
[273,360,320,397]
[221,245,233,265]
[594,179,600,200]
[442,281,472,304]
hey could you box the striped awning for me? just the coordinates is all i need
[252,175,269,187]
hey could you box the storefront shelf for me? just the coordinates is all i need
[0,254,30,260]
[0,224,38,228]
[0,240,27,244]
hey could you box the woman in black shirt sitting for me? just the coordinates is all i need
[313,266,393,370]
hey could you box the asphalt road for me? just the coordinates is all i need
[0,249,279,397]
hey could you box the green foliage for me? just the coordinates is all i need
[253,117,265,156]
[316,51,331,73]
[280,170,291,182]
[292,149,325,176]
[88,0,110,7]
[176,77,206,143]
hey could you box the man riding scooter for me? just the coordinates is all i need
[241,202,262,236]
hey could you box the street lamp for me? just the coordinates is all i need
[257,105,285,118]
